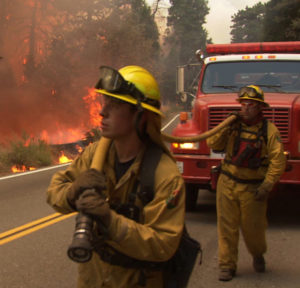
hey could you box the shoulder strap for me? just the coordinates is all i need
[256,117,268,145]
[137,143,163,206]
[262,118,268,145]
[232,122,242,156]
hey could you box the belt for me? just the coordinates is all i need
[220,169,264,184]
[94,243,165,270]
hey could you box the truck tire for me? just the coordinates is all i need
[185,184,199,211]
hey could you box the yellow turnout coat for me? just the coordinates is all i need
[207,119,286,270]
[47,139,185,288]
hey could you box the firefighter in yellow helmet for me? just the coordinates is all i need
[47,65,186,287]
[207,85,286,281]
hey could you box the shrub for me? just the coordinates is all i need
[6,136,53,169]
[0,148,10,173]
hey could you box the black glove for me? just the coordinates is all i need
[67,169,106,208]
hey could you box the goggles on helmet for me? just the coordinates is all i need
[95,66,146,101]
[238,86,263,100]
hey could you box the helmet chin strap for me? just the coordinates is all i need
[134,104,148,142]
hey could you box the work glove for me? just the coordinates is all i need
[67,169,106,208]
[75,189,111,227]
[255,182,273,201]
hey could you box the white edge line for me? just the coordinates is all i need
[0,113,179,181]
[0,163,71,181]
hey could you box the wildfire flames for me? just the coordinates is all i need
[83,88,102,128]
[37,88,102,144]
[75,144,83,153]
[58,151,73,164]
[11,165,36,173]
[1,1,106,175]
[10,88,102,173]
[11,149,78,173]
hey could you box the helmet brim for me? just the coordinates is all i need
[95,89,163,116]
[236,97,270,107]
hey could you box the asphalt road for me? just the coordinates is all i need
[1,115,300,287]
[0,164,78,288]
[187,188,300,288]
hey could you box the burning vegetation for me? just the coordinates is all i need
[0,0,161,174]
[0,87,102,174]
[0,121,102,175]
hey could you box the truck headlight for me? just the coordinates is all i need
[172,142,199,150]
[284,151,290,159]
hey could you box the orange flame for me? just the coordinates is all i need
[6,87,102,146]
[83,88,102,127]
[36,88,102,145]
[24,137,32,147]
[40,130,49,143]
[75,144,83,153]
[59,151,73,164]
[11,165,36,173]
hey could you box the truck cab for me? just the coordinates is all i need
[171,42,300,210]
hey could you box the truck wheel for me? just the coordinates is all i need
[185,184,199,211]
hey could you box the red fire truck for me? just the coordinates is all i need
[171,41,300,210]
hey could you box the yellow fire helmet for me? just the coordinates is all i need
[237,85,269,107]
[95,65,162,115]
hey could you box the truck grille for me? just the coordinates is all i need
[208,107,290,142]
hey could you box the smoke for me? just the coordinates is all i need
[0,1,102,145]
[0,0,161,146]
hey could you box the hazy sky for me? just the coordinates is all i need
[148,0,269,43]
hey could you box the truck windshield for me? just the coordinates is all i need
[202,61,300,93]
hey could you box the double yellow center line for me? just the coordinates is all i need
[0,212,76,245]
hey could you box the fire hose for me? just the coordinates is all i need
[90,114,237,160]
[67,137,111,263]
[161,114,237,143]
[90,114,238,155]
[68,114,237,262]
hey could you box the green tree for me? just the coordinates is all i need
[166,0,209,64]
[162,0,210,103]
[264,0,300,41]
[230,3,266,43]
